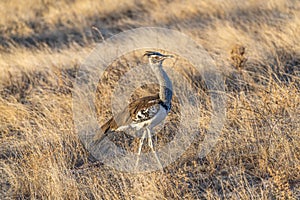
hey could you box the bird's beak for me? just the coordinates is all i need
[163,54,174,59]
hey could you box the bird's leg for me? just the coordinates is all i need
[147,128,163,170]
[135,130,146,170]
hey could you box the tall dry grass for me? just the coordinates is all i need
[0,0,299,199]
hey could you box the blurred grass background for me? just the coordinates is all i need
[0,0,299,199]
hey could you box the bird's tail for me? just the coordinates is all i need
[93,118,116,143]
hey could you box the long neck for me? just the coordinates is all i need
[151,63,173,108]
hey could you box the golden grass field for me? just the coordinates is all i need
[0,0,299,199]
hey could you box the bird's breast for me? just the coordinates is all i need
[148,105,167,129]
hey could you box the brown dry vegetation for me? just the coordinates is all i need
[0,0,299,199]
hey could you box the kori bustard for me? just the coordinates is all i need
[94,51,173,169]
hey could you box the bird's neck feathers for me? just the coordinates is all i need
[151,63,173,108]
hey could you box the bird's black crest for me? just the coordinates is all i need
[143,51,164,57]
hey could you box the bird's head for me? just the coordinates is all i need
[143,51,174,66]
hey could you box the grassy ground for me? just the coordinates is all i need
[0,0,299,199]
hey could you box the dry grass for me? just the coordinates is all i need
[0,0,299,199]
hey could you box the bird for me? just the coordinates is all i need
[93,51,174,169]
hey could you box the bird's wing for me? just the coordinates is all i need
[129,94,162,123]
[93,94,161,142]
